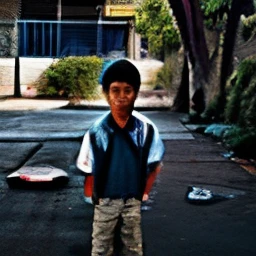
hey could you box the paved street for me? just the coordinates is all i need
[0,106,256,256]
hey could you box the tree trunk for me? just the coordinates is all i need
[219,0,244,111]
[171,54,190,113]
[169,0,209,115]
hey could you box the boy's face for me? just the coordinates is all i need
[106,82,137,111]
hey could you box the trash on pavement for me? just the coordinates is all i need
[185,186,235,205]
[204,124,232,138]
[6,166,69,189]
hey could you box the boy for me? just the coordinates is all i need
[77,59,165,256]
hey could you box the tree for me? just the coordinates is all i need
[169,0,254,117]
[169,0,209,115]
[218,0,253,117]
[135,0,180,59]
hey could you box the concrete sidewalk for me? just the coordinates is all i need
[0,97,70,111]
[0,97,192,141]
[0,87,172,111]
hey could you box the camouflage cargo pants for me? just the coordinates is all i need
[91,198,143,256]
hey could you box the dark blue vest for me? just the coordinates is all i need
[89,113,154,204]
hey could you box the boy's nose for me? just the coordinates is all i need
[119,90,125,98]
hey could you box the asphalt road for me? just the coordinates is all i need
[1,109,256,256]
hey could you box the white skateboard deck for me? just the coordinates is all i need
[7,166,69,188]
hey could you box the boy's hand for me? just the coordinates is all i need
[143,164,161,198]
[142,193,149,201]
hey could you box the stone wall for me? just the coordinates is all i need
[0,21,19,96]
[0,21,18,57]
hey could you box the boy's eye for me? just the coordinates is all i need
[124,89,132,94]
[111,88,119,93]
[109,86,134,95]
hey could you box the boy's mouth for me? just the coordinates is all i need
[114,99,128,105]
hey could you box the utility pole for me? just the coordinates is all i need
[57,0,62,21]
[14,55,21,97]
[57,0,62,56]
[96,5,103,56]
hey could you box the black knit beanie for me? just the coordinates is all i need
[101,59,141,93]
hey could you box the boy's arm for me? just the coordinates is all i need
[142,163,162,201]
[143,121,164,202]
[85,163,161,201]
[84,175,94,197]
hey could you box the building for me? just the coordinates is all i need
[0,0,140,59]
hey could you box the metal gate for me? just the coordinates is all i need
[18,20,129,57]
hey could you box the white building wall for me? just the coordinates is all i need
[0,57,54,96]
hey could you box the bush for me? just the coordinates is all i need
[202,71,237,122]
[37,56,103,101]
[238,75,256,128]
[155,53,181,94]
[223,58,256,158]
[224,58,256,124]
[202,94,224,122]
[203,57,256,158]
[241,14,256,41]
[223,126,256,159]
[155,55,174,90]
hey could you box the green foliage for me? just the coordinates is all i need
[200,0,232,29]
[223,126,256,158]
[241,14,256,41]
[224,58,256,158]
[200,0,231,15]
[224,58,256,125]
[155,55,174,90]
[238,75,256,128]
[202,70,237,122]
[135,0,180,58]
[38,56,103,100]
[203,58,256,158]
[202,94,224,122]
